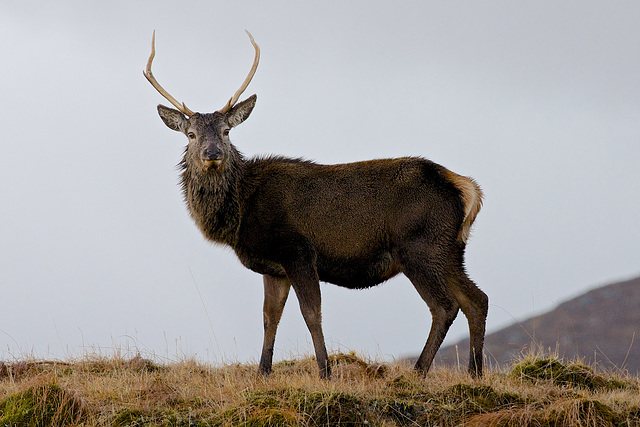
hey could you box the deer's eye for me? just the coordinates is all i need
[188,132,196,139]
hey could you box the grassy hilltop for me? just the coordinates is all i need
[0,351,639,426]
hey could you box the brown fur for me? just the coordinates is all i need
[154,94,488,379]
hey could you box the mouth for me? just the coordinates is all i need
[203,159,223,170]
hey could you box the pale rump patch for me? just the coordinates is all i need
[445,170,483,243]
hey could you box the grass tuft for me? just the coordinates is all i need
[0,383,86,426]
[510,356,630,391]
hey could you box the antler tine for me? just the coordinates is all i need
[219,30,260,114]
[143,31,195,117]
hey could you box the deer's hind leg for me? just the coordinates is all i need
[400,239,461,374]
[446,250,488,377]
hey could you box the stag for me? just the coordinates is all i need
[144,31,488,379]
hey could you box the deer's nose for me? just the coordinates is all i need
[204,147,222,160]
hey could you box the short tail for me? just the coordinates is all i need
[445,170,484,244]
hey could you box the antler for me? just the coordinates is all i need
[219,30,260,114]
[143,31,195,117]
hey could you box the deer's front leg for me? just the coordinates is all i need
[258,274,291,376]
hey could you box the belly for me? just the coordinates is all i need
[316,251,402,289]
[235,246,402,288]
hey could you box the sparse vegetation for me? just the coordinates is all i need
[0,351,638,426]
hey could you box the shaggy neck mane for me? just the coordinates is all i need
[179,148,245,246]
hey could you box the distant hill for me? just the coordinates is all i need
[434,275,640,374]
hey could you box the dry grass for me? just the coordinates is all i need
[0,350,639,426]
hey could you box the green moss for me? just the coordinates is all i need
[246,409,298,426]
[112,408,214,427]
[219,406,297,426]
[446,384,523,410]
[0,383,85,426]
[112,408,149,426]
[236,387,373,426]
[385,374,429,400]
[430,383,525,424]
[244,390,282,409]
[511,358,628,391]
[217,389,298,426]
[379,399,420,425]
[296,391,369,426]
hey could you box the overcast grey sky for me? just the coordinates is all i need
[1,1,638,365]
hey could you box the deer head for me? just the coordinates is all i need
[144,31,259,172]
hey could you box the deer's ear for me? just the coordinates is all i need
[157,104,188,133]
[226,94,256,128]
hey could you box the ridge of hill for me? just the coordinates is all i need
[1,353,639,425]
[435,275,640,374]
